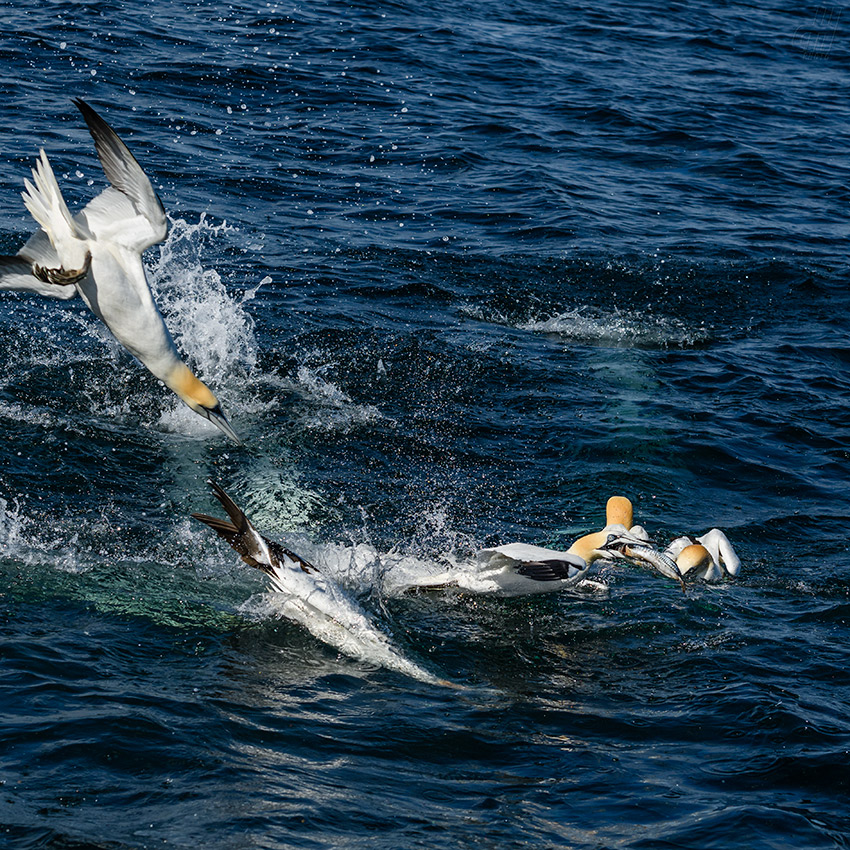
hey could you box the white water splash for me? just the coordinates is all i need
[460,302,708,348]
[292,363,387,432]
[0,497,83,573]
[232,463,329,535]
[318,542,452,599]
[518,306,708,348]
[146,215,267,435]
[0,400,57,430]
[1,216,267,436]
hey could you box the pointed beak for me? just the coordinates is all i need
[598,530,657,558]
[200,403,243,445]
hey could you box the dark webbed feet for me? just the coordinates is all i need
[32,252,91,286]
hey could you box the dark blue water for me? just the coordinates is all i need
[1,1,850,847]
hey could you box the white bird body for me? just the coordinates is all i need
[0,100,239,442]
[398,496,655,597]
[404,541,592,597]
[192,482,442,684]
[664,528,741,581]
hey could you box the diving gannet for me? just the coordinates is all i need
[192,481,441,682]
[0,99,240,443]
[399,496,656,597]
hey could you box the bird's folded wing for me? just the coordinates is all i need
[515,559,585,582]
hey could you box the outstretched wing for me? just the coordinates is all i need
[74,98,167,250]
[192,480,317,575]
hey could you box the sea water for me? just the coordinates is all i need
[1,1,849,847]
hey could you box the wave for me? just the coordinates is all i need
[289,361,389,433]
[519,306,709,348]
[460,302,708,348]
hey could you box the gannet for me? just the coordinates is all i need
[192,481,441,683]
[566,495,649,558]
[662,528,741,581]
[399,496,656,597]
[0,99,240,443]
[607,527,740,585]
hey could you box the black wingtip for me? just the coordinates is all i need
[207,478,230,506]
[74,98,119,142]
[73,97,97,123]
[515,559,582,582]
[205,479,248,528]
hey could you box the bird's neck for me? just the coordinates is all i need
[165,362,218,410]
[568,530,610,563]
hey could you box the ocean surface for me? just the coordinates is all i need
[1,1,849,847]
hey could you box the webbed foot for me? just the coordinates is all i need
[32,252,91,286]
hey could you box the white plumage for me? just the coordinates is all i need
[192,481,442,683]
[0,99,240,442]
[663,528,742,581]
[396,496,665,597]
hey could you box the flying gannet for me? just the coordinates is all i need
[0,99,240,442]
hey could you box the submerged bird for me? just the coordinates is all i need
[192,481,440,683]
[400,496,661,597]
[0,99,240,442]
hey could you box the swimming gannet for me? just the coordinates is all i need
[192,481,441,682]
[0,99,240,443]
[662,528,741,581]
[399,496,656,597]
[608,527,740,585]
[566,495,649,559]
